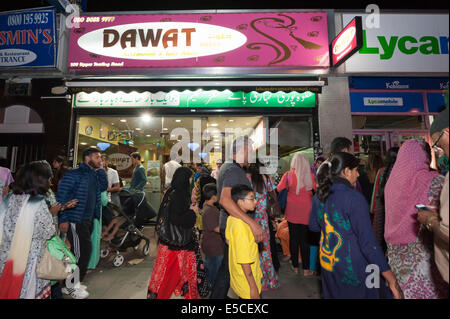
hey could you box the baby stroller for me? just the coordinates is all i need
[100,189,156,267]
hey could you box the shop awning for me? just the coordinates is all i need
[65,80,325,94]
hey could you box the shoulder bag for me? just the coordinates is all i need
[277,173,289,212]
[37,235,76,280]
[156,189,193,248]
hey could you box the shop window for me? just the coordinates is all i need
[352,115,426,130]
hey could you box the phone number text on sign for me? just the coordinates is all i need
[72,16,116,23]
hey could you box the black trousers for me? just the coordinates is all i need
[288,222,310,269]
[209,244,230,299]
[67,220,93,283]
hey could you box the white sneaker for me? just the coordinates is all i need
[62,284,87,294]
[63,287,89,299]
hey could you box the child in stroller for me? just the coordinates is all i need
[101,189,156,266]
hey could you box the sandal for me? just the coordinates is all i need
[290,266,299,274]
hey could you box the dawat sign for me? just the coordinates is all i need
[342,14,449,73]
[68,12,330,70]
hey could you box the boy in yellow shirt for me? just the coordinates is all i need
[225,184,262,299]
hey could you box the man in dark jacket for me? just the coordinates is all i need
[330,137,372,205]
[57,147,108,299]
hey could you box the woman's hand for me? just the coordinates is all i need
[190,204,199,215]
[50,202,62,215]
[389,280,404,299]
[62,199,78,211]
[417,208,438,225]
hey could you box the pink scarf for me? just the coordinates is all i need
[384,140,439,245]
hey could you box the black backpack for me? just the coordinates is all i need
[156,188,193,248]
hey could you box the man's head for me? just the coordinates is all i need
[83,147,102,169]
[231,184,256,213]
[430,108,449,157]
[330,137,353,155]
[130,152,141,166]
[231,136,253,166]
[216,159,223,170]
[101,154,110,167]
[203,183,218,204]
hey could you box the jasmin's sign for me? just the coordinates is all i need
[68,12,329,69]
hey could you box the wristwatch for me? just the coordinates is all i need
[425,216,439,231]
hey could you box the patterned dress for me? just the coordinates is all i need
[247,174,280,291]
[0,194,55,299]
[387,175,449,299]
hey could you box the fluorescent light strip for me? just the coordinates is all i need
[66,80,325,87]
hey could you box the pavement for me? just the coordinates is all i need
[75,226,322,299]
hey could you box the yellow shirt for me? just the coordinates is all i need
[225,216,262,299]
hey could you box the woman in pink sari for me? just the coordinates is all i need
[385,139,448,299]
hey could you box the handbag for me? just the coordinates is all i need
[277,173,289,212]
[267,190,282,219]
[37,235,76,280]
[156,189,193,247]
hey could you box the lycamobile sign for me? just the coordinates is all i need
[342,14,449,73]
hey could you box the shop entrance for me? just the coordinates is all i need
[75,114,314,211]
[352,129,429,169]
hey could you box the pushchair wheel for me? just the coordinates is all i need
[113,255,124,267]
[142,241,150,256]
[100,248,110,258]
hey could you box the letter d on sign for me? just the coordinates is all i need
[365,4,380,29]
[365,264,380,288]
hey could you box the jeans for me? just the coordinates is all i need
[210,244,230,299]
[204,255,224,289]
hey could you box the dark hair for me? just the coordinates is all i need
[419,140,432,167]
[130,152,141,160]
[202,183,217,201]
[231,184,254,204]
[316,152,360,203]
[368,153,385,183]
[12,161,52,196]
[82,147,101,159]
[330,137,352,155]
[53,155,65,164]
[247,159,267,194]
[380,147,399,205]
[101,154,109,160]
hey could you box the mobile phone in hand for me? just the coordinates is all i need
[415,204,431,211]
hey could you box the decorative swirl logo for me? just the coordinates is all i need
[246,13,324,66]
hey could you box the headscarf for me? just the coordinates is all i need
[290,153,313,195]
[384,139,440,245]
[199,166,210,178]
[171,166,193,193]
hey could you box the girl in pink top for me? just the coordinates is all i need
[277,153,316,276]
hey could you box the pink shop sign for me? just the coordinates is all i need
[67,12,329,70]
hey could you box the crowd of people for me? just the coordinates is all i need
[0,108,448,299]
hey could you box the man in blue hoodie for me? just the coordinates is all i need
[57,147,107,299]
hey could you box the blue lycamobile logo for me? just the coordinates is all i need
[359,30,449,60]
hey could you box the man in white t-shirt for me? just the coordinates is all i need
[102,154,121,207]
[163,159,181,189]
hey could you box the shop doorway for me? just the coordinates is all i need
[75,114,314,211]
[352,129,429,167]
